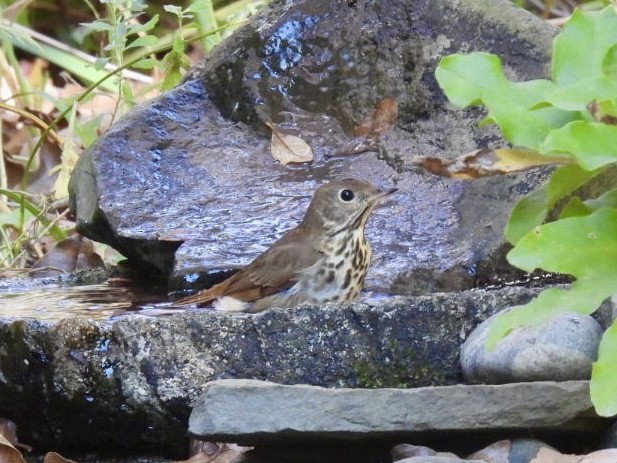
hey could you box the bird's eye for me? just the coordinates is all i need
[339,189,355,202]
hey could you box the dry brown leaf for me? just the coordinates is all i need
[30,235,105,278]
[413,148,572,179]
[530,447,582,463]
[44,451,79,463]
[267,123,314,165]
[354,98,398,138]
[0,433,26,463]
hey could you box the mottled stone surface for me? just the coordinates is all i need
[460,310,603,384]
[69,0,556,294]
[0,286,538,454]
[189,379,595,445]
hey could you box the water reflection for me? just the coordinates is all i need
[0,283,202,322]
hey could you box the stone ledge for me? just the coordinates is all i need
[189,379,599,445]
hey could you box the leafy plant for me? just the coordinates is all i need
[435,5,617,416]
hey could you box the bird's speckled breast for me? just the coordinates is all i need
[300,227,371,303]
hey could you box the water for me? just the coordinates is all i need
[0,281,395,323]
[0,282,208,322]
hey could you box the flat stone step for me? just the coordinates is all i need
[189,379,603,446]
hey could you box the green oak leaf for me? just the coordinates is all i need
[505,164,601,244]
[545,76,617,111]
[560,188,617,219]
[591,321,617,416]
[552,7,617,85]
[541,121,617,170]
[489,208,617,349]
[436,52,573,149]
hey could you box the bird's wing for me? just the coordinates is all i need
[176,227,322,306]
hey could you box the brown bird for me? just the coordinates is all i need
[176,178,397,312]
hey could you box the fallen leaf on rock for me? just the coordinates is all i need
[354,98,398,138]
[0,433,26,463]
[330,98,398,157]
[267,123,314,165]
[30,235,105,278]
[44,452,79,463]
[468,439,510,463]
[580,449,617,462]
[530,447,581,463]
[413,148,572,179]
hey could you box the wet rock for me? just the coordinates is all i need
[0,286,538,455]
[69,0,558,294]
[188,379,595,446]
[460,310,603,384]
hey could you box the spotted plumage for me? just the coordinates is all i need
[176,178,397,312]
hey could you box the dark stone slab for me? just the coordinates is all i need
[0,286,539,454]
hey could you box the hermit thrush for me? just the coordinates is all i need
[177,178,397,312]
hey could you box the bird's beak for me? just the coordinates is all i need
[371,187,398,202]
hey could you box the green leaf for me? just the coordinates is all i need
[127,14,159,35]
[80,19,113,32]
[603,43,617,75]
[126,34,159,50]
[131,57,158,69]
[591,321,617,416]
[94,56,109,71]
[121,80,135,107]
[559,197,591,219]
[75,115,105,148]
[552,6,617,85]
[0,190,66,241]
[508,207,617,275]
[546,76,617,111]
[436,53,574,149]
[560,188,617,219]
[0,208,35,228]
[488,208,617,349]
[505,188,549,245]
[164,5,184,16]
[505,164,600,244]
[185,0,210,14]
[8,37,116,91]
[0,24,43,53]
[541,121,617,170]
[486,281,611,350]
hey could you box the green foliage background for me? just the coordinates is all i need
[436,6,617,416]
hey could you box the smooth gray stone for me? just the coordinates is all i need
[189,379,594,445]
[460,310,603,383]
